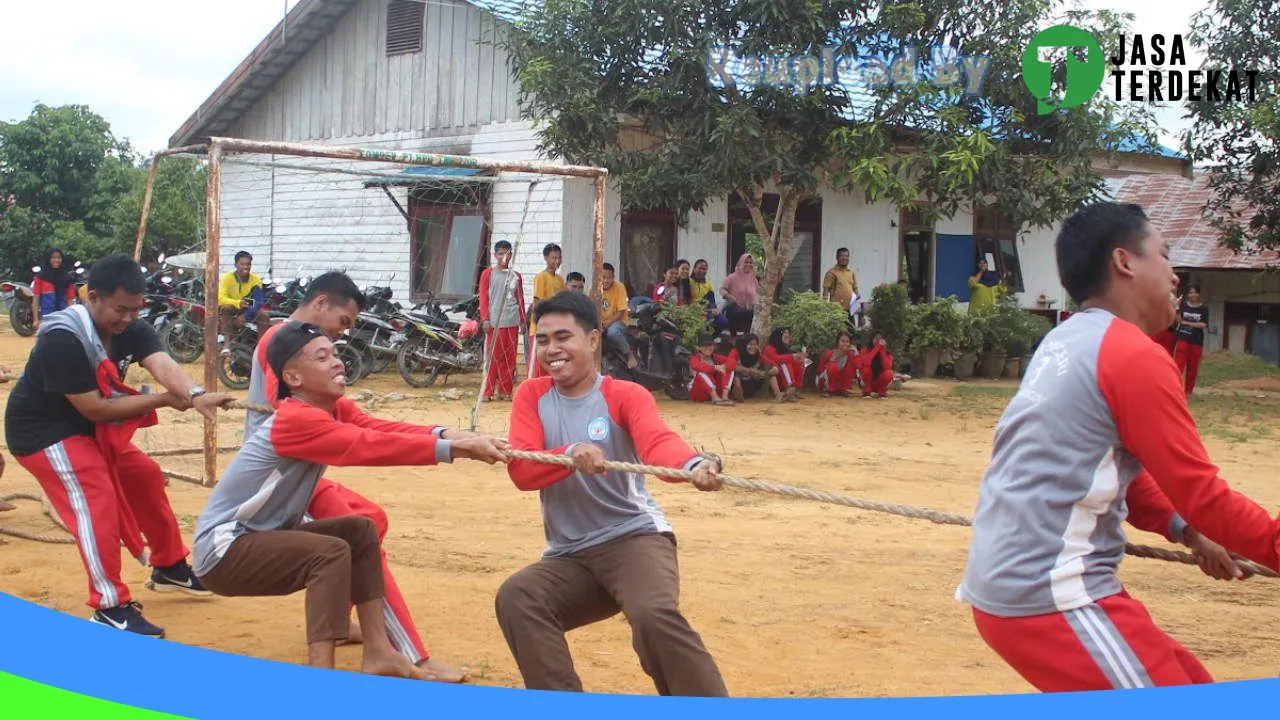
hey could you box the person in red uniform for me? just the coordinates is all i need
[1172,283,1209,398]
[495,290,728,696]
[761,327,806,401]
[245,271,478,682]
[479,240,527,402]
[3,254,235,637]
[689,334,736,405]
[727,333,782,402]
[816,331,859,397]
[860,332,895,398]
[957,201,1280,693]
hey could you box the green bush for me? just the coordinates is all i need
[774,290,848,353]
[904,296,966,356]
[868,282,910,355]
[659,301,714,352]
[956,312,985,354]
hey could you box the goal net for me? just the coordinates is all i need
[135,138,606,483]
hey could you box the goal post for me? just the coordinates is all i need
[133,135,609,486]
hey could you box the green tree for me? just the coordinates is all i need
[503,0,1156,335]
[1186,0,1279,251]
[0,103,204,278]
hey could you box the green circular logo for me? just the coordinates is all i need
[1022,25,1106,115]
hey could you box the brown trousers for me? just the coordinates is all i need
[495,531,728,696]
[197,516,384,644]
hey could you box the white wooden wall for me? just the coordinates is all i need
[228,0,522,142]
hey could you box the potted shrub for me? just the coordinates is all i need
[954,312,983,379]
[904,296,964,378]
[867,282,910,357]
[773,291,850,388]
[1006,309,1052,378]
[974,302,1016,379]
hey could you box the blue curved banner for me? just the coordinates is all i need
[0,591,1275,718]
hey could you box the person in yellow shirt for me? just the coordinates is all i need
[967,258,1007,314]
[598,262,636,369]
[218,250,271,349]
[689,259,716,309]
[527,243,566,379]
[822,247,859,312]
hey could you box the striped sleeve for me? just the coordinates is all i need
[1098,321,1280,570]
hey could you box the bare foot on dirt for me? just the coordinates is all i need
[363,654,429,681]
[416,657,471,683]
[0,500,16,512]
[336,620,362,646]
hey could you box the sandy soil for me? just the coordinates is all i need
[1,323,1278,698]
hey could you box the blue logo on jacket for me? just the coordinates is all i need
[587,416,610,442]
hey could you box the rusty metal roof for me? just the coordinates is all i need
[1106,172,1280,271]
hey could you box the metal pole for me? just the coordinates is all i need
[201,142,224,488]
[132,144,208,263]
[209,137,608,179]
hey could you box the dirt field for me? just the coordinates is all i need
[1,321,1278,697]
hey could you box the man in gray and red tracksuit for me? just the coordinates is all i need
[495,290,729,697]
[192,322,508,677]
[958,202,1280,692]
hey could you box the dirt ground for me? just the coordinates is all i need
[1,322,1278,698]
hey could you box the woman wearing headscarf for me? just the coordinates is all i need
[31,248,77,330]
[720,253,760,335]
[967,258,1006,315]
[728,333,783,402]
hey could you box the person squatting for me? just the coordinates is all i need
[14,200,1280,695]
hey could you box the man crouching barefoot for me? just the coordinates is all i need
[191,322,509,676]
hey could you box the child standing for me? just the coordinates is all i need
[528,243,565,379]
[816,331,859,397]
[1173,283,1208,398]
[479,240,527,401]
[689,335,736,405]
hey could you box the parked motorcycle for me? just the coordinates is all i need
[394,295,484,388]
[602,297,692,400]
[4,261,86,337]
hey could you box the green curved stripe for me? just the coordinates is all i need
[0,671,191,718]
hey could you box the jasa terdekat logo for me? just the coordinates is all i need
[1023,24,1260,115]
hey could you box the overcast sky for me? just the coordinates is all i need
[0,0,1210,157]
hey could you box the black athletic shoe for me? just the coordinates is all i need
[90,601,165,638]
[145,560,212,597]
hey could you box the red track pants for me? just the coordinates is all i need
[16,436,188,610]
[1173,341,1203,395]
[817,361,857,394]
[972,590,1213,692]
[862,370,894,396]
[306,479,430,663]
[690,368,734,402]
[484,326,519,398]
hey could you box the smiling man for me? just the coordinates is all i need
[243,270,475,683]
[4,254,234,637]
[958,202,1280,692]
[192,322,509,678]
[496,290,729,697]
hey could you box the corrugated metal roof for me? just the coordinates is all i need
[1110,173,1279,270]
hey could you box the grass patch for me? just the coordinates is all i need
[950,385,1016,399]
[1196,351,1280,387]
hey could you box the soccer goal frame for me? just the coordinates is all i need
[134,136,610,486]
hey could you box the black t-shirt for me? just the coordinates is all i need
[1175,303,1209,346]
[4,321,163,457]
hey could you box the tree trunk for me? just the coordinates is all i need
[734,186,801,339]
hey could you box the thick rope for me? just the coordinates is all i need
[207,401,1278,579]
[0,493,75,545]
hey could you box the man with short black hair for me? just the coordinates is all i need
[958,202,1280,691]
[193,322,508,678]
[496,290,728,697]
[565,272,586,293]
[243,269,475,683]
[479,240,526,401]
[218,250,270,349]
[4,253,234,637]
